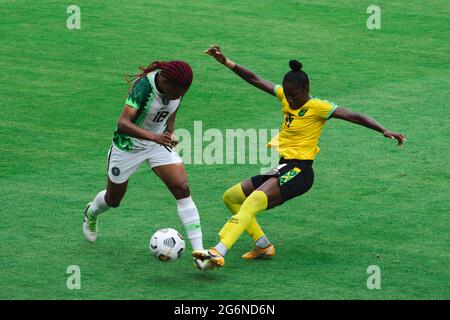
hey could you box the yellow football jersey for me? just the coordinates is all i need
[267,85,338,160]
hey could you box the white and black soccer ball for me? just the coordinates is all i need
[149,228,185,262]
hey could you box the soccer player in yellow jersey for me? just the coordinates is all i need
[193,45,405,270]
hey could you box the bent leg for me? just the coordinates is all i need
[223,182,248,214]
[223,179,269,245]
[105,178,128,207]
[89,178,128,217]
[83,178,128,242]
[96,144,144,213]
[218,177,282,252]
[152,163,190,199]
[153,163,203,251]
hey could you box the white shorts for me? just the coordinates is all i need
[107,144,182,184]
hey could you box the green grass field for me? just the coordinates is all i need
[1,0,449,299]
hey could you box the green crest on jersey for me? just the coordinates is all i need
[298,108,308,117]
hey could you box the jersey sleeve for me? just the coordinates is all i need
[274,84,284,101]
[125,77,150,109]
[316,99,338,120]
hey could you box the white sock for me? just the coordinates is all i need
[214,242,228,256]
[89,190,110,217]
[176,196,203,251]
[255,235,271,249]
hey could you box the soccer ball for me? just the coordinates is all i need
[149,228,185,262]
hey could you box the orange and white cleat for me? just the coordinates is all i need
[192,248,225,269]
[242,244,275,260]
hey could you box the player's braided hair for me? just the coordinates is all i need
[283,59,309,88]
[128,60,193,90]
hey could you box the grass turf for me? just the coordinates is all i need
[0,0,449,299]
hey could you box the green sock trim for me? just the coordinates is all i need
[87,208,97,226]
[186,223,201,233]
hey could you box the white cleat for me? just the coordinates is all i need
[193,258,215,271]
[192,248,225,269]
[83,202,98,243]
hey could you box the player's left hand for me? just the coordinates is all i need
[170,133,179,147]
[383,131,406,146]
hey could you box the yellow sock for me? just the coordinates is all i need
[222,183,246,214]
[246,218,265,242]
[222,183,266,242]
[218,190,268,250]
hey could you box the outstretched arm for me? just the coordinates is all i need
[204,45,276,96]
[330,107,406,146]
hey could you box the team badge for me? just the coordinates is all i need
[162,96,170,106]
[111,167,121,176]
[298,108,308,117]
[279,167,302,185]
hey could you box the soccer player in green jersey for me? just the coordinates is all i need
[83,61,205,262]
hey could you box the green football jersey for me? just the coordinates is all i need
[113,71,181,151]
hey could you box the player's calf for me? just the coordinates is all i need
[177,196,204,252]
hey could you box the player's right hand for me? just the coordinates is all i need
[204,44,226,64]
[155,132,173,147]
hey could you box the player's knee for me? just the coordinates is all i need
[172,182,190,199]
[222,191,234,214]
[222,188,233,205]
[223,184,243,205]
